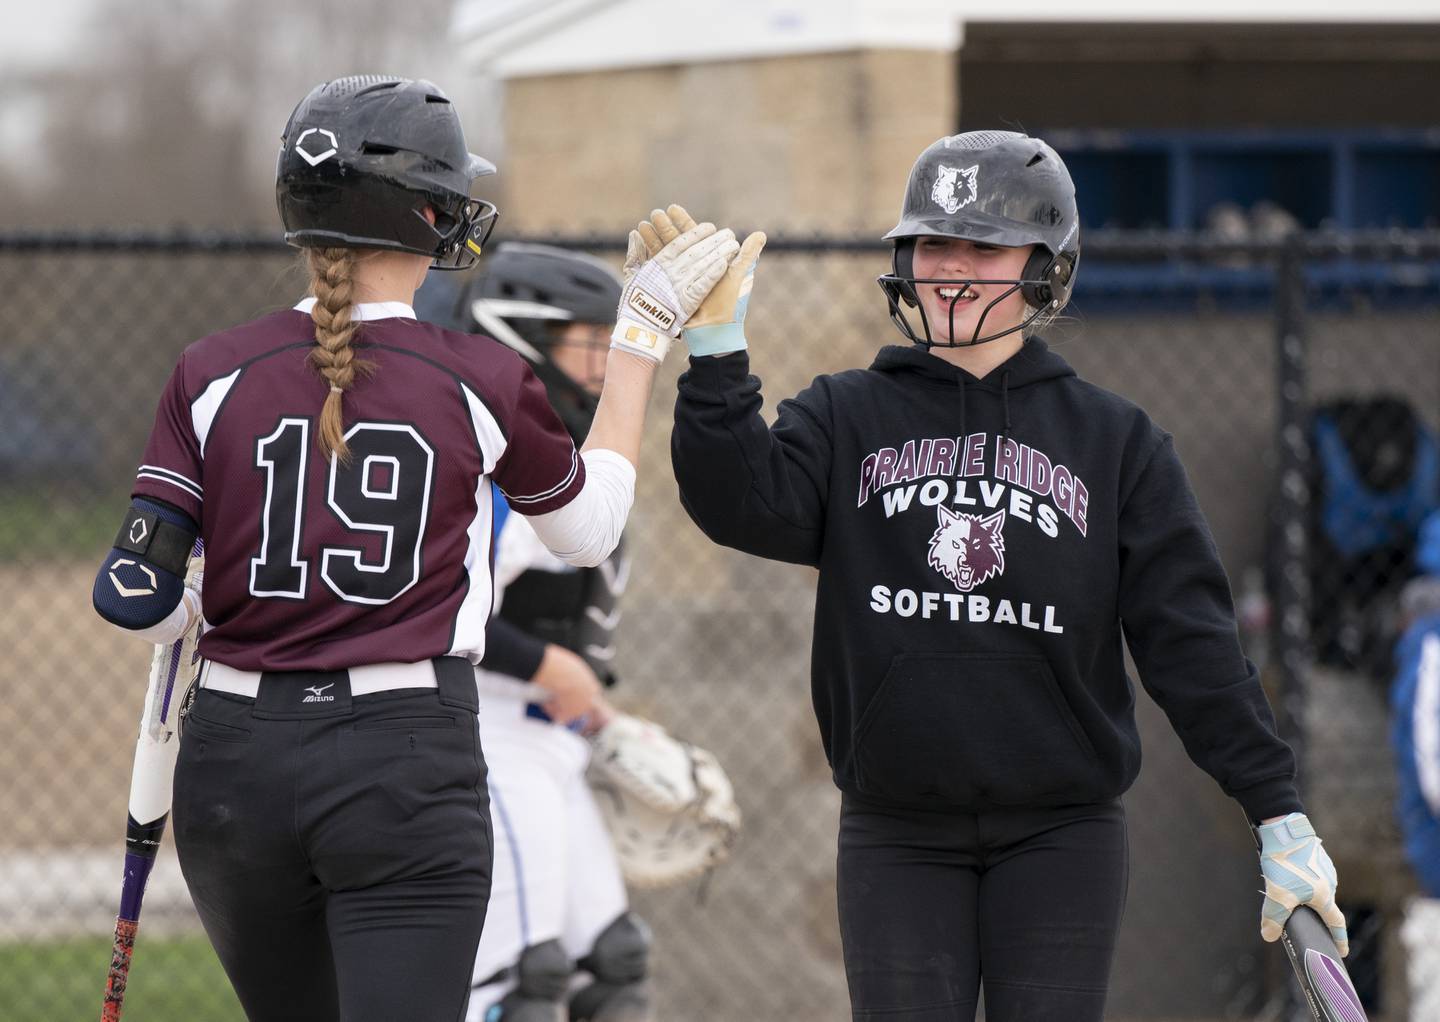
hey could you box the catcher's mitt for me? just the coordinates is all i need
[587,713,741,889]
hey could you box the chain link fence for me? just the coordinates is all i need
[2,230,1438,1021]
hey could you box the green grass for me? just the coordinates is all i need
[0,933,244,1021]
[0,489,124,562]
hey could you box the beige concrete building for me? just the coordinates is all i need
[494,50,953,235]
[455,0,962,234]
[454,0,1440,236]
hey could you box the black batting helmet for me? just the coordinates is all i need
[470,242,622,341]
[276,75,499,270]
[878,130,1081,346]
[467,243,622,439]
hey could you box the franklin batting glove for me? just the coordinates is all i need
[626,205,766,358]
[610,208,738,364]
[1258,812,1350,956]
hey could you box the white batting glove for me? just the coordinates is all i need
[611,207,738,364]
[1258,812,1349,956]
[625,205,766,358]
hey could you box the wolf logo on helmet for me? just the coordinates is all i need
[931,164,979,215]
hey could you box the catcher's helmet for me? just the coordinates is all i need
[276,75,499,270]
[878,130,1081,347]
[468,243,622,439]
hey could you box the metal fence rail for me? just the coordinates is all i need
[2,230,1438,1021]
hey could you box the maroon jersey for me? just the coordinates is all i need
[132,304,585,671]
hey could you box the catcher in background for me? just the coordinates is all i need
[419,245,738,1022]
[662,130,1348,1021]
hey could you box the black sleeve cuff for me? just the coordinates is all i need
[482,616,548,682]
[681,350,751,386]
[1231,777,1304,823]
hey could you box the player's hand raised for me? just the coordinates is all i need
[610,205,738,364]
[685,228,765,356]
[632,204,765,358]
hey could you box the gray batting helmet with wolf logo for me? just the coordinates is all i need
[878,130,1081,346]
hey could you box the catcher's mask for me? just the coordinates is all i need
[276,75,499,271]
[877,130,1081,348]
[467,243,621,440]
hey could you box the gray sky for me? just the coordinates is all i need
[0,0,99,68]
[0,0,501,227]
[0,0,93,174]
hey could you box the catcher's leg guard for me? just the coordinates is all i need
[569,913,654,1022]
[488,939,572,1022]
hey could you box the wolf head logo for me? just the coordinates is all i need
[927,506,1006,592]
[931,164,979,215]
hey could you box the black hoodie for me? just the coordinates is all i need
[672,338,1300,821]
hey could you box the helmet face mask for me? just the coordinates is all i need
[430,198,500,271]
[877,131,1081,348]
[276,76,499,269]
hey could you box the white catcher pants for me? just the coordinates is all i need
[467,682,629,1020]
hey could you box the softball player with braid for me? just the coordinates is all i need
[90,76,735,1022]
[662,131,1349,1021]
[417,244,653,1021]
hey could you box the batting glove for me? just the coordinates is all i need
[684,230,766,357]
[1258,812,1349,956]
[636,205,767,358]
[611,207,738,364]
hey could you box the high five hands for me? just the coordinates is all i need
[611,205,766,362]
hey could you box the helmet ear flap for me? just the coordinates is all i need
[892,238,919,306]
[1020,248,1073,310]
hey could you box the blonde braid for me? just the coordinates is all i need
[305,247,374,463]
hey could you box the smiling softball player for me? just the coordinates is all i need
[664,130,1349,1020]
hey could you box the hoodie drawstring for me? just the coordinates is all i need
[998,369,1012,450]
[954,369,1010,442]
[942,361,1013,440]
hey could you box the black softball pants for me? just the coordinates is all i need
[172,658,492,1022]
[837,794,1128,1022]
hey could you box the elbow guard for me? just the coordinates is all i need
[93,498,198,631]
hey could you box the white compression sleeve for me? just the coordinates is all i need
[522,448,636,567]
[130,587,201,645]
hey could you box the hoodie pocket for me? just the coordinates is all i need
[852,653,1100,806]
